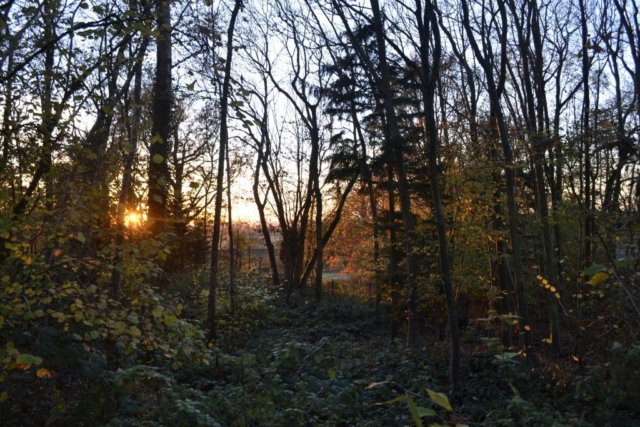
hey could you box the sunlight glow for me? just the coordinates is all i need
[125,212,142,227]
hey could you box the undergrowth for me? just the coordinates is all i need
[2,273,639,426]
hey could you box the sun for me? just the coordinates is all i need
[125,212,142,227]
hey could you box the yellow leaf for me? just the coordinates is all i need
[588,272,609,286]
[152,154,164,164]
[37,368,52,378]
[0,391,7,402]
[524,325,530,331]
[128,326,142,337]
[406,395,423,427]
[427,389,453,412]
[152,306,164,318]
[163,314,177,327]
[111,321,127,331]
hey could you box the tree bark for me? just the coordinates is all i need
[415,0,460,386]
[148,0,173,236]
[207,0,242,342]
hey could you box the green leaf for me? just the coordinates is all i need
[583,264,605,276]
[0,391,7,402]
[111,321,127,331]
[16,354,36,366]
[615,258,634,268]
[189,181,199,189]
[152,306,164,318]
[75,232,86,244]
[427,389,452,412]
[406,395,423,427]
[152,154,164,164]
[327,368,336,379]
[46,396,66,426]
[163,314,177,327]
[152,194,162,203]
[186,82,195,91]
[494,352,518,360]
[126,315,139,325]
[416,407,436,417]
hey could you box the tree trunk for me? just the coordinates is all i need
[207,0,242,342]
[148,0,173,236]
[416,0,460,386]
[111,40,148,300]
[461,0,536,363]
[226,142,236,315]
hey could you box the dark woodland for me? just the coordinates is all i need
[1,0,639,425]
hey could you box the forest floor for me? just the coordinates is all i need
[4,281,639,426]
[172,288,635,427]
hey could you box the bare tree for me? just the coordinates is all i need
[207,0,242,342]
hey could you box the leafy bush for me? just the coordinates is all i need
[576,344,640,426]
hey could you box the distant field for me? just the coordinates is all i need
[322,272,351,281]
